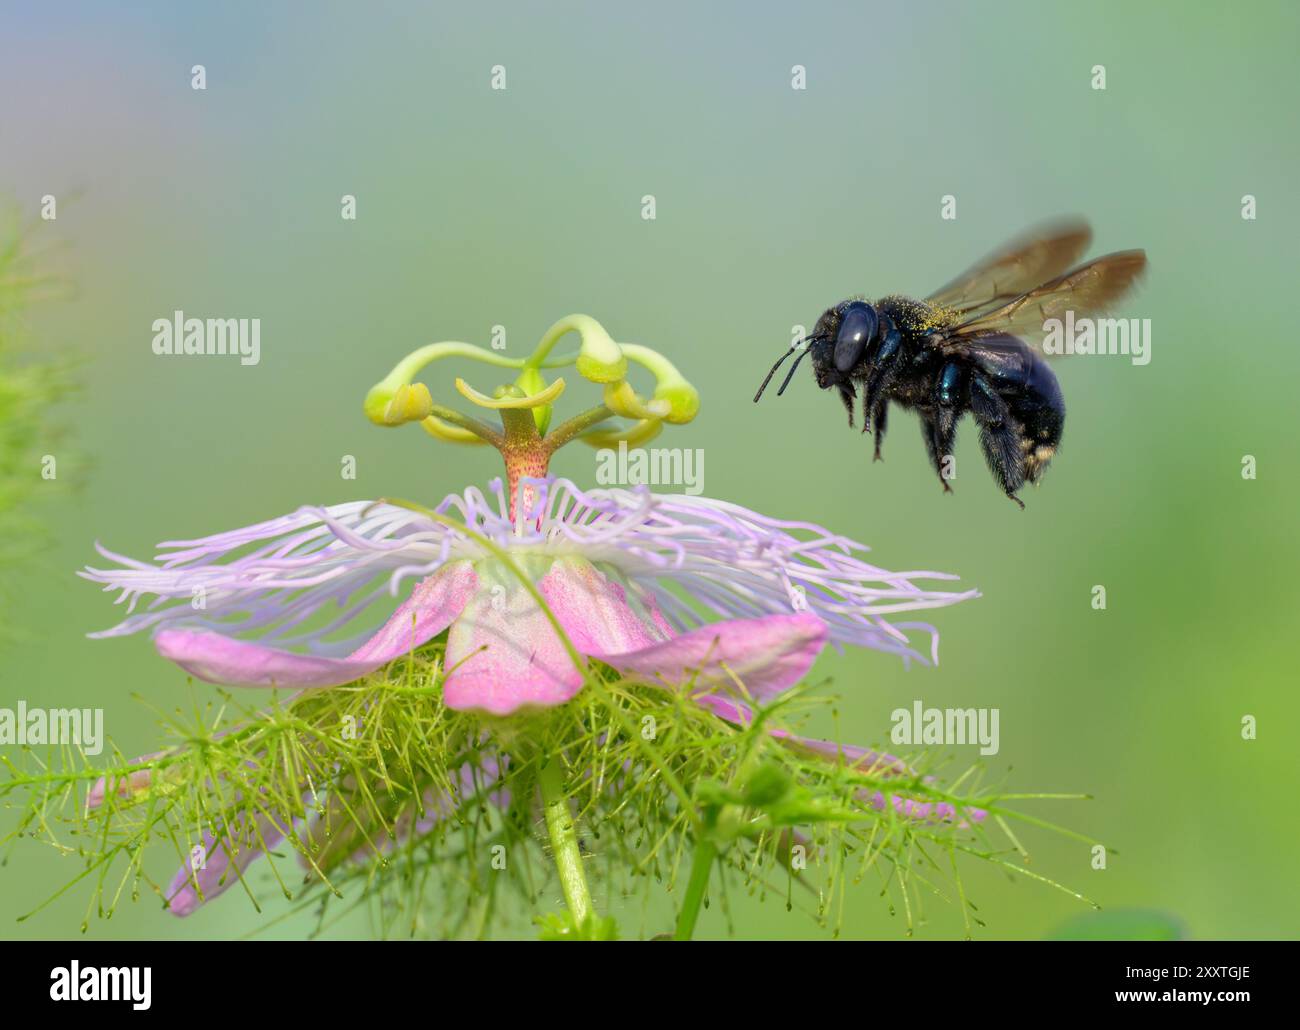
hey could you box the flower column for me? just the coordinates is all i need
[362,314,700,519]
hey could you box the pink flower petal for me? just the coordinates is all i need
[166,813,288,917]
[86,754,160,810]
[347,562,478,661]
[694,694,912,778]
[868,792,987,827]
[301,756,509,869]
[774,733,912,778]
[154,561,477,689]
[442,564,585,715]
[699,697,984,827]
[539,557,669,656]
[604,612,827,700]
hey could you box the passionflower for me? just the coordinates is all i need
[68,316,999,936]
[84,476,974,713]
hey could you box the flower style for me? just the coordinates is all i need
[77,315,986,928]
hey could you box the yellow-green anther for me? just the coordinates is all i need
[581,418,664,448]
[365,381,435,426]
[456,376,566,410]
[620,343,700,424]
[421,414,489,444]
[577,343,626,382]
[531,314,627,383]
[602,379,670,421]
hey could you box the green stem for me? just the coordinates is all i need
[673,720,772,940]
[538,758,593,928]
[497,405,543,444]
[543,404,614,454]
[527,314,602,368]
[385,341,524,384]
[673,838,717,940]
[426,403,504,446]
[537,350,581,368]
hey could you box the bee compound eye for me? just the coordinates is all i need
[833,302,877,372]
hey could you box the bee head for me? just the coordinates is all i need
[753,299,878,402]
[808,337,839,389]
[811,300,878,389]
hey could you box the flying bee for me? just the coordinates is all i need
[753,220,1147,507]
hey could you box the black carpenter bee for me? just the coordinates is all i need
[753,220,1147,507]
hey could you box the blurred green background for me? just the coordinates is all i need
[2,0,1297,939]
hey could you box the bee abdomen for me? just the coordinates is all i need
[1011,356,1064,483]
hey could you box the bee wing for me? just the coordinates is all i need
[926,219,1094,316]
[941,250,1148,354]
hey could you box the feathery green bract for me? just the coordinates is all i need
[1,637,1094,939]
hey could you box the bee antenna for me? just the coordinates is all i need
[754,348,796,402]
[776,344,812,396]
[755,338,819,402]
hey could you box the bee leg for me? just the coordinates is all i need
[872,401,888,461]
[837,382,856,428]
[861,322,903,435]
[929,362,966,490]
[920,413,955,493]
[862,367,896,434]
[969,373,1027,508]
